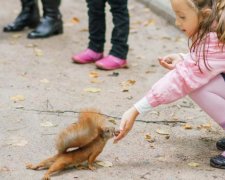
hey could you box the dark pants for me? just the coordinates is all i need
[86,0,129,59]
[222,73,225,81]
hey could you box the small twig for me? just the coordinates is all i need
[15,107,186,125]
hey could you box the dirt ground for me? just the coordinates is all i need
[0,0,225,180]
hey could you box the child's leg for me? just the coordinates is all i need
[189,75,225,129]
[86,0,106,53]
[108,0,129,59]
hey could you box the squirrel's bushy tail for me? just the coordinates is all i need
[56,108,106,153]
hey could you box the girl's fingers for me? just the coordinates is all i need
[161,61,170,69]
[113,130,126,143]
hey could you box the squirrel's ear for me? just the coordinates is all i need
[98,128,104,137]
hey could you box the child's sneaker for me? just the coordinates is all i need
[72,49,103,64]
[95,55,127,70]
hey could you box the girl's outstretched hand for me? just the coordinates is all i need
[114,106,139,143]
[158,53,182,70]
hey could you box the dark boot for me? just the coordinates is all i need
[210,155,225,169]
[216,138,225,151]
[27,0,63,39]
[3,0,40,32]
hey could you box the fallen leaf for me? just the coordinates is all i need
[188,162,200,167]
[183,124,193,129]
[156,156,167,162]
[40,121,56,127]
[6,137,28,147]
[120,80,136,92]
[71,17,80,24]
[145,133,155,143]
[89,71,99,78]
[12,34,22,39]
[10,95,25,102]
[199,123,211,129]
[131,63,138,67]
[107,118,117,125]
[34,48,43,57]
[156,129,170,135]
[84,87,101,93]
[96,161,113,167]
[143,19,155,26]
[150,111,160,116]
[90,78,102,83]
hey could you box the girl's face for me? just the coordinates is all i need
[171,0,199,37]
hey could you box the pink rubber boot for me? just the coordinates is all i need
[95,55,127,70]
[72,49,103,64]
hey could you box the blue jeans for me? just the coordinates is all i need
[86,0,129,59]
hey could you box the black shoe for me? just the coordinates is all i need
[27,0,63,39]
[216,138,225,151]
[3,0,40,32]
[210,155,225,169]
[27,16,63,39]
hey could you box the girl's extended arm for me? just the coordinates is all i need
[115,32,225,142]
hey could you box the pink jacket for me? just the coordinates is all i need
[146,32,225,108]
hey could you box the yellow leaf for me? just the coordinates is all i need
[201,123,211,129]
[40,121,56,127]
[143,19,155,26]
[145,133,155,143]
[107,118,117,125]
[188,162,200,167]
[12,34,22,39]
[90,78,102,83]
[6,137,28,147]
[156,129,170,135]
[84,87,101,93]
[183,124,193,129]
[96,161,113,167]
[89,71,99,78]
[120,80,136,92]
[71,17,80,24]
[10,95,25,102]
[34,48,43,57]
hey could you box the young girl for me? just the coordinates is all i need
[114,0,225,169]
[71,0,129,70]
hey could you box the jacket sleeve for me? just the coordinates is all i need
[145,34,225,107]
